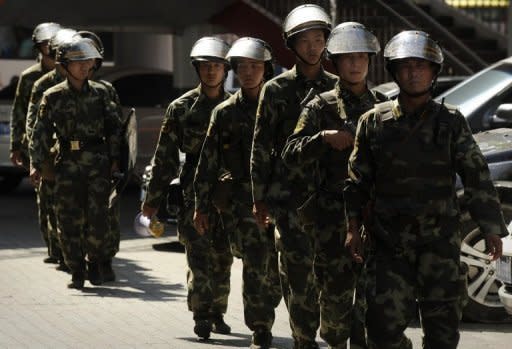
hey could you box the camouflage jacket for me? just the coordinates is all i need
[283,83,381,195]
[251,65,337,208]
[344,98,508,240]
[10,62,50,152]
[144,85,230,209]
[30,79,122,172]
[194,89,257,213]
[26,68,65,145]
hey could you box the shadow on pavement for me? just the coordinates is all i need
[177,333,295,349]
[80,256,185,301]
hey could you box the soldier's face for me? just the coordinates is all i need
[198,61,225,88]
[334,52,369,85]
[293,29,326,65]
[67,59,95,81]
[39,42,50,56]
[236,58,265,90]
[394,58,435,95]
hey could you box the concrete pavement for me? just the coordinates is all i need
[0,181,510,348]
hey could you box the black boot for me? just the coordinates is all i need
[101,259,116,282]
[193,319,212,339]
[87,262,103,286]
[56,260,70,273]
[67,270,85,289]
[250,328,272,349]
[211,315,231,334]
[43,256,59,264]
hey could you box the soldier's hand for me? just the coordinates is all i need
[345,218,364,263]
[321,130,354,151]
[485,233,503,261]
[141,203,158,218]
[29,167,41,187]
[193,210,209,235]
[253,200,270,229]
[10,150,24,167]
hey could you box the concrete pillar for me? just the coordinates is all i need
[113,32,173,71]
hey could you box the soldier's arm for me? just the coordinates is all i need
[194,107,221,214]
[29,94,53,172]
[10,75,30,152]
[453,112,508,238]
[282,101,325,168]
[251,83,277,203]
[103,92,123,166]
[344,113,375,222]
[143,103,181,209]
[25,83,45,148]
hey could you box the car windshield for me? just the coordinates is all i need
[437,63,512,117]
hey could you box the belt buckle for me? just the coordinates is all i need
[70,140,80,151]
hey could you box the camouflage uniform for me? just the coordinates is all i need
[96,79,123,262]
[251,66,337,344]
[144,85,233,322]
[10,62,53,257]
[26,68,66,264]
[194,90,281,332]
[30,79,122,275]
[282,84,380,348]
[344,98,509,349]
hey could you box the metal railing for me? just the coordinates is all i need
[435,0,509,34]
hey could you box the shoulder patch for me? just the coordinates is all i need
[374,100,395,122]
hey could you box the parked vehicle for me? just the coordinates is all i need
[496,224,512,316]
[372,75,466,100]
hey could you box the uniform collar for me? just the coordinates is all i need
[292,65,331,89]
[66,78,91,94]
[393,98,434,120]
[197,84,228,104]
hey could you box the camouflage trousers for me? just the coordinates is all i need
[54,160,110,272]
[273,205,320,344]
[366,228,464,349]
[311,194,357,349]
[105,198,121,260]
[222,200,281,331]
[37,179,62,260]
[178,200,233,320]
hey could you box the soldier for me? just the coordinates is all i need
[26,28,77,272]
[29,37,122,289]
[10,22,61,263]
[78,30,123,282]
[193,37,281,349]
[344,30,507,349]
[250,4,337,348]
[140,37,233,339]
[282,22,382,349]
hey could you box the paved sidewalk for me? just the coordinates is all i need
[0,183,510,348]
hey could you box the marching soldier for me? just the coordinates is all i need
[30,37,122,289]
[344,31,507,349]
[193,37,281,349]
[10,22,61,263]
[25,28,77,272]
[250,4,337,348]
[140,37,233,339]
[282,22,382,349]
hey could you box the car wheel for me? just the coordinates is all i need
[0,175,23,193]
[460,203,512,323]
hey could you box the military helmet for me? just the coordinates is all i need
[190,36,230,65]
[76,31,104,57]
[32,22,61,44]
[226,37,274,80]
[56,37,102,65]
[282,4,332,48]
[326,22,380,57]
[384,30,443,67]
[49,28,78,58]
[76,31,104,71]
